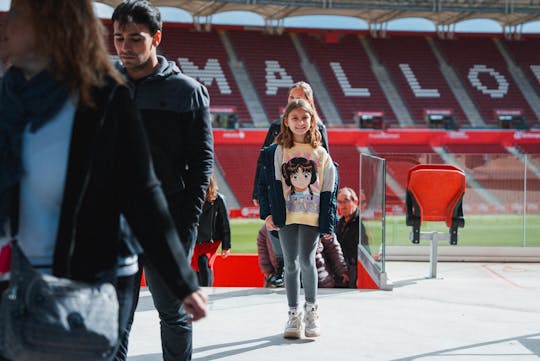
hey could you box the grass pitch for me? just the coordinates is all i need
[229,214,540,254]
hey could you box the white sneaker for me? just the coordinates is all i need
[283,310,303,339]
[304,303,321,337]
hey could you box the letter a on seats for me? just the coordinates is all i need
[265,60,294,95]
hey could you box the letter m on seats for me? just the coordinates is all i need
[178,58,232,94]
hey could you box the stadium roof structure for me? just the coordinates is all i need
[99,0,540,35]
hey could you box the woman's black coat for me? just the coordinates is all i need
[49,80,198,299]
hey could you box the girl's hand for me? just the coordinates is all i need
[265,215,280,231]
[342,273,350,284]
[221,249,230,258]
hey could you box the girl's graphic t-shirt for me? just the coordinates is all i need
[275,143,335,227]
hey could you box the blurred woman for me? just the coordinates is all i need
[192,175,231,286]
[0,1,206,359]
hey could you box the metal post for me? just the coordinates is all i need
[429,237,438,278]
[523,154,527,247]
[415,231,451,279]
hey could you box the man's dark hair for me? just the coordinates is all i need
[112,0,162,35]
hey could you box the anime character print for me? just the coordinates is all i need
[281,156,320,214]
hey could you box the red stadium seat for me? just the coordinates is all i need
[406,164,466,245]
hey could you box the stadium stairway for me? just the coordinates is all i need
[213,160,241,209]
[370,35,467,127]
[289,33,342,126]
[436,37,536,126]
[218,31,268,128]
[227,29,311,123]
[427,37,485,127]
[494,38,540,122]
[432,146,504,208]
[361,36,413,126]
[159,26,253,127]
[506,145,540,179]
[503,37,540,98]
[359,145,418,205]
[298,32,400,126]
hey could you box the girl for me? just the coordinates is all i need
[192,175,231,286]
[251,81,331,289]
[257,99,337,339]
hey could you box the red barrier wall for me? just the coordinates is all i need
[140,255,379,289]
[212,254,266,287]
[211,254,380,289]
[357,260,379,289]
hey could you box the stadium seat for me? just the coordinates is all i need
[406,164,466,245]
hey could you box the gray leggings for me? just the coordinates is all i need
[278,224,319,307]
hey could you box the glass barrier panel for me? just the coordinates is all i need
[359,154,386,272]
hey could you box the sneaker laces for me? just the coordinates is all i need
[287,312,301,329]
[304,305,318,324]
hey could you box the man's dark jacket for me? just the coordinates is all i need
[119,56,214,248]
[335,209,370,265]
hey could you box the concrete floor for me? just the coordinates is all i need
[127,261,540,361]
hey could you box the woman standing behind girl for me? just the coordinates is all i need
[257,99,337,339]
[259,81,330,153]
[192,175,231,286]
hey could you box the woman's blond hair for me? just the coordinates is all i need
[288,81,322,124]
[275,99,321,149]
[205,174,219,203]
[22,0,123,107]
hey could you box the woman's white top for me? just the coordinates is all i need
[18,98,76,271]
[1,97,138,278]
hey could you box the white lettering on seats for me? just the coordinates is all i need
[330,62,370,96]
[530,65,540,86]
[265,60,294,95]
[178,58,232,94]
[399,64,440,98]
[467,65,508,98]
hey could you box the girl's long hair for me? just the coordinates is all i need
[25,0,123,106]
[205,174,219,203]
[275,99,321,149]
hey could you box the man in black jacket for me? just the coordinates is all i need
[112,1,213,360]
[335,187,370,288]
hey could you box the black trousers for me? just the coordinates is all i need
[0,281,9,361]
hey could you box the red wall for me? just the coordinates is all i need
[213,128,540,148]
